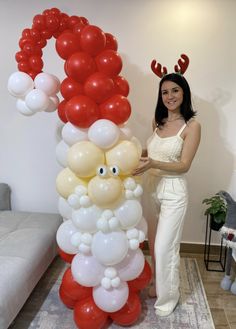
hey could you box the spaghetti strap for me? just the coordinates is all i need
[177,124,187,136]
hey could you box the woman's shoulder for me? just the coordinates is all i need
[186,118,201,130]
[182,118,201,139]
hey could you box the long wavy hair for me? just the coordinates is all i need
[154,73,196,127]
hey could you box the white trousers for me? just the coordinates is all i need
[142,173,188,314]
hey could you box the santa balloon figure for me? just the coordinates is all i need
[8,8,151,329]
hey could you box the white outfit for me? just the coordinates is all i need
[143,123,188,316]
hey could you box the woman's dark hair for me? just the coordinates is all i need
[154,73,196,126]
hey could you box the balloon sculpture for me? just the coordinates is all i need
[7,8,151,329]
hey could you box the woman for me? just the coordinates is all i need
[133,72,201,316]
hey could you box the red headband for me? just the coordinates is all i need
[151,54,189,78]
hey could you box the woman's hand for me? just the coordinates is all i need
[132,157,153,176]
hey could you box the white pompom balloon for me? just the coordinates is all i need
[16,99,34,116]
[91,231,128,266]
[116,248,145,281]
[8,71,34,97]
[88,119,120,149]
[62,122,88,146]
[25,89,49,112]
[34,73,60,96]
[55,140,69,167]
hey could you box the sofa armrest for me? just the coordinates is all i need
[0,183,11,210]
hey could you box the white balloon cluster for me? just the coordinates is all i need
[55,118,148,312]
[8,71,60,116]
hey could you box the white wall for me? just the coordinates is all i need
[0,0,235,244]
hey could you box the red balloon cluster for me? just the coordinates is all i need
[58,260,152,329]
[15,7,131,128]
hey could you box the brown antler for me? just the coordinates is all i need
[174,54,189,74]
[151,59,167,78]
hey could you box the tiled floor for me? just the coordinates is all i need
[181,252,236,329]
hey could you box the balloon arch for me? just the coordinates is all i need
[8,7,151,329]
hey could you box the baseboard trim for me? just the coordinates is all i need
[143,241,222,255]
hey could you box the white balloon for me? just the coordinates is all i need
[72,205,102,233]
[34,72,60,96]
[116,248,145,281]
[93,281,129,312]
[91,231,128,266]
[62,122,88,146]
[45,95,60,112]
[114,199,143,229]
[71,253,104,287]
[25,89,49,112]
[58,196,72,220]
[136,216,148,238]
[119,124,133,140]
[88,119,120,149]
[8,71,34,97]
[55,140,69,167]
[56,220,79,254]
[16,99,34,116]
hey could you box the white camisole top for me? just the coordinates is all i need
[147,123,187,177]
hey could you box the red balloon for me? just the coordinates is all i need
[72,22,86,38]
[80,25,106,56]
[61,267,92,301]
[104,33,118,51]
[29,55,43,71]
[60,77,83,100]
[19,37,34,49]
[65,51,96,83]
[15,51,28,63]
[18,60,30,73]
[128,260,152,292]
[59,285,77,309]
[58,13,69,32]
[49,7,61,16]
[100,94,131,125]
[32,14,46,31]
[84,72,115,103]
[113,76,129,96]
[68,15,82,29]
[65,95,100,128]
[56,32,81,60]
[40,29,53,40]
[22,28,31,38]
[58,100,68,123]
[80,16,89,25]
[96,50,122,77]
[36,38,47,48]
[58,247,75,263]
[45,14,60,32]
[30,28,41,42]
[110,292,141,326]
[74,297,108,329]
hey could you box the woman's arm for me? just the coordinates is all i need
[133,120,201,175]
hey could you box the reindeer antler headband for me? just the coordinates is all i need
[151,54,189,78]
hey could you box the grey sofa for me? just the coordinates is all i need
[0,183,62,329]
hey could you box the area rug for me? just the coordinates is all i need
[11,257,215,329]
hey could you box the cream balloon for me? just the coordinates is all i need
[88,119,120,149]
[56,167,87,199]
[62,122,88,146]
[105,141,140,175]
[68,141,105,177]
[131,136,142,158]
[88,176,123,208]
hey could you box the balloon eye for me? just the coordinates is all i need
[109,165,120,176]
[97,165,107,177]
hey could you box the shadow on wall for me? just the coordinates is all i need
[184,91,234,242]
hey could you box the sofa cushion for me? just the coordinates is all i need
[0,184,11,211]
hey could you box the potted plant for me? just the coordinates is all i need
[202,194,227,231]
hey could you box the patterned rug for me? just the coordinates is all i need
[11,257,215,329]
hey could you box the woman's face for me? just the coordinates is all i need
[161,81,183,112]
